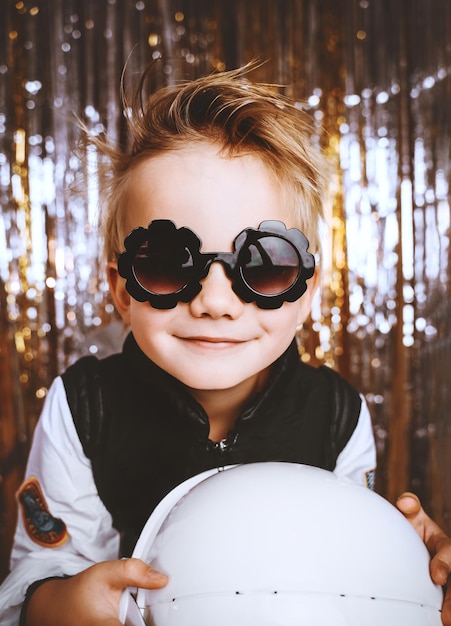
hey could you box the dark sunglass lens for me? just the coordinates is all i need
[133,240,195,295]
[242,236,300,295]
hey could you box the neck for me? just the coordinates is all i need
[186,368,271,442]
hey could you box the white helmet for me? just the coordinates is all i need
[120,462,442,626]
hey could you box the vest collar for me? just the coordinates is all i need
[122,332,299,434]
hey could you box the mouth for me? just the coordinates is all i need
[180,336,246,347]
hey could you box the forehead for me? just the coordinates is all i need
[122,143,295,249]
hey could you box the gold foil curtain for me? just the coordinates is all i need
[0,0,450,573]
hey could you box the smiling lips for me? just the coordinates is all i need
[181,335,247,347]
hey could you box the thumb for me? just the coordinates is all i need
[396,492,422,518]
[395,493,450,559]
[395,492,429,542]
[110,558,168,591]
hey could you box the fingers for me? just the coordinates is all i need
[430,555,450,587]
[395,492,428,540]
[396,490,451,626]
[396,491,446,549]
[24,560,168,626]
[396,492,422,518]
[117,558,168,590]
[441,585,451,626]
[123,558,169,589]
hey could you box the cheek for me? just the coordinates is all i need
[260,304,300,342]
[128,302,165,346]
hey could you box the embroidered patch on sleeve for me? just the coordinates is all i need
[17,476,70,548]
[365,469,376,491]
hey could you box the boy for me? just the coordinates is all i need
[0,65,450,626]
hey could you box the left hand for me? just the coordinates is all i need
[25,558,168,626]
[397,492,451,625]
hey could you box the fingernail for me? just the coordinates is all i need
[147,567,168,581]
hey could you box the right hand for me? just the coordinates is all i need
[25,558,168,626]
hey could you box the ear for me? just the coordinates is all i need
[107,262,131,325]
[296,267,320,327]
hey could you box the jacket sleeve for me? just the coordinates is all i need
[0,376,120,626]
[333,395,377,488]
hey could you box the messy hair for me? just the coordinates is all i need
[91,64,327,262]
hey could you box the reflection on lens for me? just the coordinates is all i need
[242,236,299,295]
[133,241,194,294]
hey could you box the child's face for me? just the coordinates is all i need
[109,142,316,397]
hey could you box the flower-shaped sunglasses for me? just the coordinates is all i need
[118,219,315,310]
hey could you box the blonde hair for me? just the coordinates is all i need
[92,64,327,261]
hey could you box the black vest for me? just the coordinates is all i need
[62,333,361,555]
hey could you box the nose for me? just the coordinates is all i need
[188,261,245,319]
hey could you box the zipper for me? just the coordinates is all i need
[209,432,238,469]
